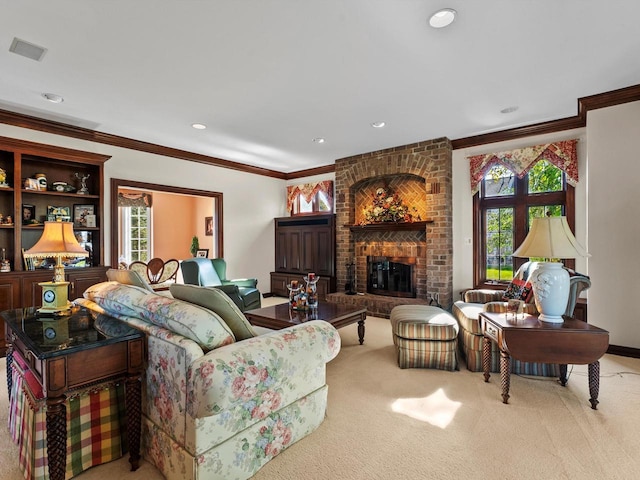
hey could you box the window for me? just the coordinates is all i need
[119,205,151,263]
[474,160,575,285]
[292,189,332,214]
[286,181,334,216]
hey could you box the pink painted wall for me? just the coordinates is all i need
[152,192,196,261]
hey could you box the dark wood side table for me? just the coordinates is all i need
[2,306,145,480]
[480,311,609,409]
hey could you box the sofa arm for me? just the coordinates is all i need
[187,320,340,419]
[463,289,504,304]
[222,278,258,288]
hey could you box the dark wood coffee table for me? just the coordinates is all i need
[245,302,367,344]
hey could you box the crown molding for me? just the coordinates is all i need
[2,84,639,178]
[451,83,640,150]
[0,108,286,180]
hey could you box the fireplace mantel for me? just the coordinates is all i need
[347,220,433,232]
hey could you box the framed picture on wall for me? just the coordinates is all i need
[196,249,209,258]
[205,216,213,236]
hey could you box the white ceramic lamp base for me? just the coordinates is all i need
[530,262,569,323]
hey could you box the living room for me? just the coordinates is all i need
[1,2,640,480]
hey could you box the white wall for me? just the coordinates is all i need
[0,124,284,290]
[451,128,588,300]
[586,101,640,348]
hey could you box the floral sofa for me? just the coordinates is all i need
[77,282,341,480]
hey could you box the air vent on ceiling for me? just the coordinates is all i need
[9,37,47,61]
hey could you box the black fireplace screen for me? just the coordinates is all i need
[367,256,416,298]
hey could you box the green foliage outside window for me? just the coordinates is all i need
[482,160,566,282]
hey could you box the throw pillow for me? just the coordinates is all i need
[84,282,235,350]
[170,284,257,340]
[502,278,534,303]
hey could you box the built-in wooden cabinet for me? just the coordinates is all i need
[0,136,110,355]
[270,214,336,299]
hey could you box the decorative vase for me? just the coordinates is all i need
[303,273,318,308]
[530,262,570,323]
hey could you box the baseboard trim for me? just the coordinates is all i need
[607,345,640,359]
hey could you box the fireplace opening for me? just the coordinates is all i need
[367,256,417,298]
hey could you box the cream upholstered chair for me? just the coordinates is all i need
[452,261,591,375]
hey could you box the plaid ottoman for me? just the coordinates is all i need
[391,305,459,371]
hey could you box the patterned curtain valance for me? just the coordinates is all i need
[286,181,334,214]
[468,139,578,194]
[117,192,153,208]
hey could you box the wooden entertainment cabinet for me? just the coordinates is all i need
[0,136,110,355]
[270,214,336,299]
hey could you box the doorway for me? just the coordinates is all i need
[110,178,223,267]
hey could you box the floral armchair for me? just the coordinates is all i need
[78,282,340,480]
[452,262,591,375]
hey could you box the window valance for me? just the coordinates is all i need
[286,181,334,213]
[468,139,578,194]
[117,192,153,208]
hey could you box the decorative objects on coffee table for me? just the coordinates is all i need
[288,273,319,310]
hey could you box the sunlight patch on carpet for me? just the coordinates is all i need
[391,389,461,428]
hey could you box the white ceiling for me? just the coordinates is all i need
[2,1,640,174]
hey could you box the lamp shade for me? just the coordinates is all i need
[24,221,89,259]
[512,216,589,259]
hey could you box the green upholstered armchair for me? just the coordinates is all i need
[180,258,261,311]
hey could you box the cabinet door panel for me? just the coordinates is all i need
[287,231,302,273]
[275,231,289,271]
[21,272,60,307]
[68,267,107,299]
[300,230,316,273]
[0,276,20,356]
[314,228,334,276]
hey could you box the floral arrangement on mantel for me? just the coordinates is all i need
[360,187,421,225]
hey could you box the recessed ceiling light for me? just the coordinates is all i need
[191,123,207,129]
[500,106,519,114]
[313,137,325,144]
[42,93,63,104]
[371,121,386,128]
[429,8,457,28]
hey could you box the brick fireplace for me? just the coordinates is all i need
[326,138,453,317]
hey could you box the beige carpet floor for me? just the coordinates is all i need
[2,300,640,479]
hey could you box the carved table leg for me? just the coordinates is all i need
[126,374,142,471]
[5,343,13,397]
[482,336,491,382]
[559,364,568,386]
[588,361,600,410]
[46,396,67,480]
[357,317,365,345]
[500,351,511,404]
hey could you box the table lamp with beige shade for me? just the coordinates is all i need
[23,221,89,315]
[512,216,590,323]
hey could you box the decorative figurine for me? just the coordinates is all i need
[0,248,10,273]
[75,172,90,195]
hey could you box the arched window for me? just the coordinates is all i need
[470,141,578,286]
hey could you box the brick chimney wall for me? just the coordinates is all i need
[333,137,453,311]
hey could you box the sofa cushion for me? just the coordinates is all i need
[170,284,257,340]
[106,268,154,292]
[84,282,235,350]
[501,278,533,302]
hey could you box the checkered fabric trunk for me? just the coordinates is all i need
[8,362,126,480]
